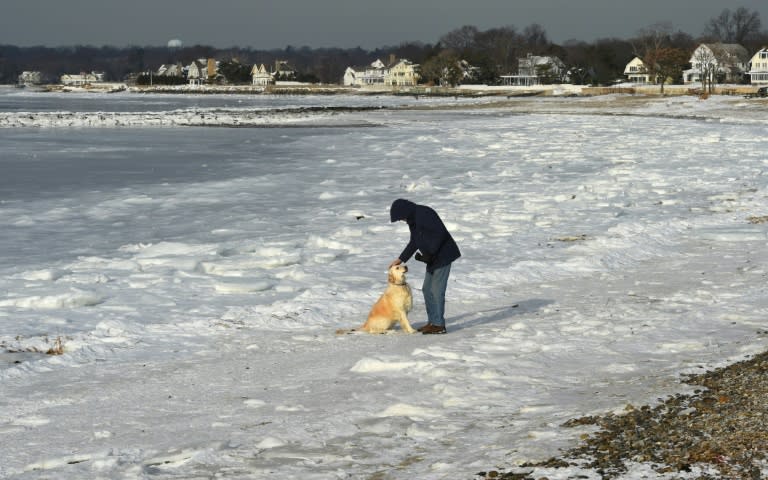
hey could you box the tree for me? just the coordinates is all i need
[704,7,762,44]
[522,23,549,52]
[692,46,718,94]
[218,59,251,84]
[439,26,479,55]
[632,23,673,92]
[653,47,689,93]
[420,51,463,87]
[561,38,633,85]
[474,26,519,78]
[562,41,597,85]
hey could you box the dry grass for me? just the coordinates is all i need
[3,335,66,356]
[45,336,65,355]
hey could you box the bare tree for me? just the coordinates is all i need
[439,26,479,54]
[704,7,762,44]
[475,26,519,76]
[632,22,672,92]
[653,47,689,93]
[692,46,718,93]
[522,23,549,51]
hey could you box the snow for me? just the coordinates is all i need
[1,85,768,479]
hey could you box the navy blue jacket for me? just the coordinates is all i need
[390,199,461,273]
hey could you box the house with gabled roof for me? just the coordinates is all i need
[344,59,387,86]
[60,71,105,86]
[18,71,43,86]
[343,58,419,87]
[683,43,749,84]
[623,57,653,84]
[747,47,768,85]
[251,64,273,86]
[156,63,184,78]
[500,53,566,86]
[187,60,208,85]
[185,59,219,85]
[273,60,295,81]
[385,59,419,87]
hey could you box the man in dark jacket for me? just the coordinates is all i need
[389,199,461,334]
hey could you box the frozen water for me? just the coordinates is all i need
[1,86,768,479]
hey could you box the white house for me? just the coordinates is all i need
[18,71,43,86]
[187,60,208,85]
[683,43,749,84]
[343,59,387,87]
[623,57,652,84]
[343,58,419,87]
[186,58,219,85]
[500,54,566,86]
[60,72,105,86]
[156,63,184,78]
[273,60,295,81]
[251,64,273,86]
[747,47,768,85]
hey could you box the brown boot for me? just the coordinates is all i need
[421,324,447,335]
[417,323,431,332]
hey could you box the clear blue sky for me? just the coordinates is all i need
[2,0,766,49]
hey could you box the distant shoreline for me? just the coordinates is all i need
[11,82,762,98]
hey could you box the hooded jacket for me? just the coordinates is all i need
[390,199,461,273]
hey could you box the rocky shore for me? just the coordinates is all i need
[480,349,768,479]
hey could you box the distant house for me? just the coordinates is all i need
[18,71,43,86]
[60,71,105,86]
[500,54,566,86]
[385,58,419,87]
[683,43,749,84]
[432,59,479,87]
[187,60,208,85]
[623,57,652,84]
[156,63,184,78]
[342,66,359,86]
[343,59,387,87]
[747,47,768,85]
[186,59,220,85]
[251,64,273,86]
[273,60,295,81]
[457,59,480,84]
[343,57,418,87]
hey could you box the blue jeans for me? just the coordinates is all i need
[423,263,451,327]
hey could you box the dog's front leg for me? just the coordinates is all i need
[399,314,416,334]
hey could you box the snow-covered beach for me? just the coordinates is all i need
[1,87,767,479]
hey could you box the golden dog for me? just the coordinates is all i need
[359,264,415,334]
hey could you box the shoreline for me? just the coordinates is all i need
[2,92,766,129]
[483,348,768,479]
[10,82,763,98]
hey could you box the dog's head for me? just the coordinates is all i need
[388,264,408,285]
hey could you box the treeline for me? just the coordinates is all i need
[1,7,765,86]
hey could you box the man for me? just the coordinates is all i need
[389,199,461,334]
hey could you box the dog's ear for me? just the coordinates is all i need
[388,269,395,284]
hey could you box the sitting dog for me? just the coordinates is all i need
[335,264,415,335]
[359,264,415,334]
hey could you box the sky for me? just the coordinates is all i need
[2,0,767,50]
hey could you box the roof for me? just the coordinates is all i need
[700,43,750,62]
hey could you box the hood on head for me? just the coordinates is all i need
[390,198,416,223]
